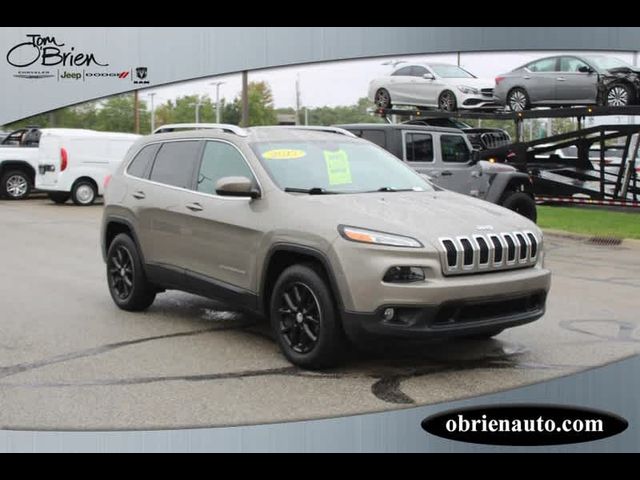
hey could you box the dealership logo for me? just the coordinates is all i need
[86,71,130,79]
[134,67,150,84]
[6,34,109,69]
[60,71,82,80]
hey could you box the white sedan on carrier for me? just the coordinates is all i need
[369,63,497,112]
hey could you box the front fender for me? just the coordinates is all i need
[484,171,532,204]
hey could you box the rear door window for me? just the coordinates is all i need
[127,144,159,178]
[392,66,413,76]
[149,141,202,189]
[441,135,471,163]
[404,132,434,162]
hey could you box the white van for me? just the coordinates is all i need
[36,129,140,205]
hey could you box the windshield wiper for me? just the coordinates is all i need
[372,187,417,192]
[284,187,339,195]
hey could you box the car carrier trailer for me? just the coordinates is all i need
[375,106,640,208]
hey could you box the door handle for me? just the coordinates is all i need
[523,76,531,80]
[185,202,203,212]
[440,171,453,176]
[556,77,566,81]
[132,191,145,199]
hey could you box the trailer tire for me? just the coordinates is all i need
[501,191,537,223]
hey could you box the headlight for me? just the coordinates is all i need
[457,85,479,95]
[338,225,423,248]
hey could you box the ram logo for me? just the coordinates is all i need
[475,225,494,231]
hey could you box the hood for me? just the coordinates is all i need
[453,77,495,89]
[301,190,537,249]
[605,67,640,75]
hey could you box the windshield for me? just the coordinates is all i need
[583,56,633,71]
[251,140,434,193]
[430,65,475,79]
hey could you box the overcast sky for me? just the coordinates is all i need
[142,50,637,110]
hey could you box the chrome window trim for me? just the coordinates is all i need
[123,138,264,202]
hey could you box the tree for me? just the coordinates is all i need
[154,94,216,128]
[94,94,150,134]
[301,97,382,126]
[224,81,276,126]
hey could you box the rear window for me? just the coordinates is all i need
[149,141,201,189]
[127,144,159,178]
[360,130,386,148]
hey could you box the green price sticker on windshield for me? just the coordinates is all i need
[324,149,352,185]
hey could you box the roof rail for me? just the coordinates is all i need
[152,123,248,137]
[255,125,358,138]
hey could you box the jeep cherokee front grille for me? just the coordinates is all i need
[438,231,540,276]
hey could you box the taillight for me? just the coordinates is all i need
[60,147,68,171]
[104,174,112,189]
[495,76,505,86]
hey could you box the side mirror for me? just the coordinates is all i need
[578,65,593,73]
[423,73,435,80]
[215,176,260,199]
[470,150,480,164]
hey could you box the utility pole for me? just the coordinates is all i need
[304,107,309,126]
[241,71,249,127]
[210,81,226,123]
[133,90,140,134]
[195,98,203,124]
[148,92,156,132]
[295,74,301,125]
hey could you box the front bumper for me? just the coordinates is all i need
[342,289,547,342]
[458,91,498,109]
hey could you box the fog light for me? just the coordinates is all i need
[383,266,425,283]
[383,308,395,321]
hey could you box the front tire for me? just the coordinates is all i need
[106,233,156,311]
[501,191,537,223]
[0,170,31,200]
[606,83,634,107]
[49,192,70,204]
[270,264,348,369]
[438,90,458,111]
[374,88,392,109]
[506,88,530,112]
[71,180,97,206]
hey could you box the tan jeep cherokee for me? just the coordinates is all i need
[101,125,551,369]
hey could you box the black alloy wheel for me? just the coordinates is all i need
[109,244,135,301]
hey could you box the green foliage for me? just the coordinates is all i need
[538,206,640,239]
[301,97,382,126]
[2,86,378,134]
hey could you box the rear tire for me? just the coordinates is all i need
[374,88,392,109]
[0,170,31,200]
[501,191,537,223]
[71,180,97,206]
[270,264,348,369]
[506,88,530,112]
[106,233,156,311]
[438,90,458,111]
[49,192,70,204]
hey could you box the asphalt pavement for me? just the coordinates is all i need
[0,198,639,430]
